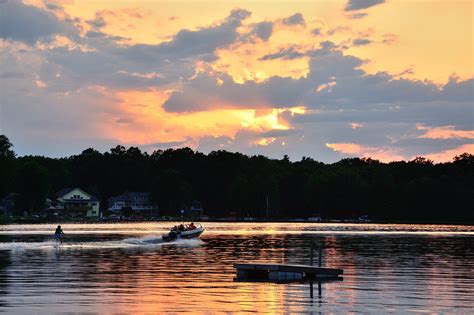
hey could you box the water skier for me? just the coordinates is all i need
[54,225,64,243]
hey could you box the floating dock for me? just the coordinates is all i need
[234,263,343,281]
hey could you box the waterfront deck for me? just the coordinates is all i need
[234,263,343,281]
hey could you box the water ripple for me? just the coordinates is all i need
[0,223,473,313]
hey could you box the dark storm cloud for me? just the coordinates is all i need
[0,1,66,44]
[441,76,474,102]
[115,117,134,124]
[162,41,473,119]
[281,13,306,27]
[251,21,274,41]
[2,4,472,162]
[327,26,352,36]
[45,2,61,11]
[347,12,368,19]
[352,38,372,46]
[86,15,107,29]
[40,8,252,90]
[259,41,339,61]
[85,30,128,41]
[141,139,191,149]
[259,46,305,61]
[345,0,385,11]
[152,8,250,56]
[311,28,323,36]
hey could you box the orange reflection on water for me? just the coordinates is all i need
[2,222,473,313]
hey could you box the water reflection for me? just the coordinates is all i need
[0,251,10,308]
[0,223,472,313]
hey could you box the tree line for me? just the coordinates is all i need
[0,135,473,223]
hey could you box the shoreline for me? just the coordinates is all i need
[2,218,473,226]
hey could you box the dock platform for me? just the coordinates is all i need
[234,263,343,281]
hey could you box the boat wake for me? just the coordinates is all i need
[0,235,202,251]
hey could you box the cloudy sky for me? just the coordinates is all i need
[1,0,472,162]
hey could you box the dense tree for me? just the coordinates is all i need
[0,135,15,159]
[0,134,472,223]
[0,135,17,199]
[16,160,50,215]
[150,169,193,215]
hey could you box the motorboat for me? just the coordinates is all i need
[162,224,205,242]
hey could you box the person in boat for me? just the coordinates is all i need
[168,229,177,239]
[188,222,196,230]
[54,225,64,242]
[178,224,185,231]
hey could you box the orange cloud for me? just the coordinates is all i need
[240,107,305,132]
[422,144,474,163]
[5,2,473,161]
[326,142,405,162]
[97,89,303,149]
[255,137,276,146]
[326,142,474,163]
[350,123,363,129]
[416,125,474,139]
[315,81,337,93]
[215,42,310,83]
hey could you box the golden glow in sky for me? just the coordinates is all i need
[1,0,473,161]
[52,0,473,83]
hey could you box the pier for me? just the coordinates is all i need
[234,263,343,281]
[234,245,343,282]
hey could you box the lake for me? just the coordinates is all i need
[0,222,473,313]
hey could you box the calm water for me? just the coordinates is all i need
[0,222,473,314]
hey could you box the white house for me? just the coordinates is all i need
[56,188,100,217]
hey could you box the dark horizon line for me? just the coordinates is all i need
[8,143,471,166]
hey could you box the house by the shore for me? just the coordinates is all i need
[181,200,204,219]
[55,188,100,218]
[108,191,156,216]
[0,193,18,217]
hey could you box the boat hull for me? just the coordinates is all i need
[162,227,204,242]
[179,228,204,239]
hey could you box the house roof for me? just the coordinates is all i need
[109,191,149,202]
[1,193,17,201]
[129,192,149,198]
[56,187,99,200]
[56,187,76,197]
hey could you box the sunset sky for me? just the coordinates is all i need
[1,0,473,162]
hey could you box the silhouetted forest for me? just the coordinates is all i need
[1,135,473,223]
